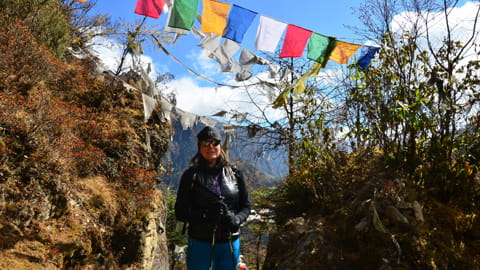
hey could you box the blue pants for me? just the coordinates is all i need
[186,237,240,270]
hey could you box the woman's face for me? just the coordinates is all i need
[199,139,221,165]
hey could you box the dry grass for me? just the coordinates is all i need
[74,176,119,222]
[0,240,57,270]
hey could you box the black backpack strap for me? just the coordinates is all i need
[181,220,187,234]
[182,172,197,235]
[231,166,240,181]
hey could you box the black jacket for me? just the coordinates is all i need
[175,158,250,243]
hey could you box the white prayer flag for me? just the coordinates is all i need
[142,93,157,122]
[255,15,287,52]
[209,39,241,73]
[198,33,222,54]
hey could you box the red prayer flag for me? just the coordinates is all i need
[135,0,166,19]
[279,24,313,58]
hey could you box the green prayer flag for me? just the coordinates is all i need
[168,0,199,31]
[307,33,337,67]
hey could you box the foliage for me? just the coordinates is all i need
[241,187,276,270]
[0,0,72,58]
[164,187,188,248]
[342,28,480,204]
[266,147,479,269]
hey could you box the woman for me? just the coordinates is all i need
[175,126,251,270]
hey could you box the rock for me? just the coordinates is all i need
[139,191,169,270]
[354,216,370,232]
[472,214,480,239]
[385,205,409,225]
[413,201,424,223]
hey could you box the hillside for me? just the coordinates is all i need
[0,14,171,269]
[0,5,279,269]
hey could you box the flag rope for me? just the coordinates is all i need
[151,34,272,89]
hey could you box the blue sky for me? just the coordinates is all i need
[87,0,477,118]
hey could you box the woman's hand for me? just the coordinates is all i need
[204,200,227,222]
[222,212,241,231]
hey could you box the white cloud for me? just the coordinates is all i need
[186,49,218,77]
[391,1,479,58]
[166,75,285,122]
[168,77,232,116]
[88,35,160,78]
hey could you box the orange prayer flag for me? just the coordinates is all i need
[201,0,231,35]
[74,0,87,2]
[329,41,362,64]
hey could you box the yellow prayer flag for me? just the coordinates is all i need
[74,0,87,2]
[329,41,362,64]
[293,62,322,95]
[273,62,323,108]
[201,0,230,35]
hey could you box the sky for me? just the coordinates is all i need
[86,0,478,120]
[87,0,366,118]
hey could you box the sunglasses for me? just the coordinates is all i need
[200,140,221,147]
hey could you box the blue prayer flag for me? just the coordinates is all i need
[357,46,380,70]
[223,5,257,43]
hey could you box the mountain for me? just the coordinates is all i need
[157,101,288,189]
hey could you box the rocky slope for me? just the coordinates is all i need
[0,20,171,269]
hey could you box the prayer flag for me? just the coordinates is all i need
[279,24,313,58]
[142,93,157,122]
[135,0,166,19]
[238,49,257,68]
[307,33,337,67]
[209,39,241,72]
[193,24,223,53]
[357,46,380,69]
[236,49,256,81]
[167,0,199,31]
[235,49,268,81]
[329,41,362,64]
[223,5,257,43]
[191,25,205,40]
[273,62,322,108]
[198,33,222,54]
[201,0,231,35]
[74,0,86,2]
[255,15,287,52]
[292,62,322,95]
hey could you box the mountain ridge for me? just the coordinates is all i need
[156,102,287,189]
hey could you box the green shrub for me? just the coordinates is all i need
[0,0,72,58]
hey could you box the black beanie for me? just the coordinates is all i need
[197,126,221,142]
